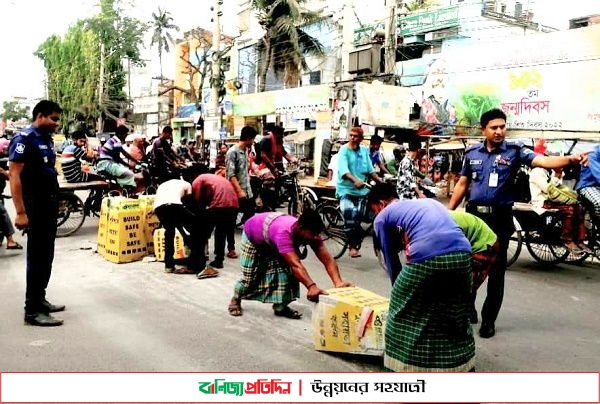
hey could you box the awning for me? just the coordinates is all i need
[428,139,466,151]
[284,129,317,143]
[176,103,199,119]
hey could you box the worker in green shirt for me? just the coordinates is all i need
[449,210,499,325]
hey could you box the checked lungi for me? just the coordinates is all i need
[233,233,299,304]
[384,252,475,372]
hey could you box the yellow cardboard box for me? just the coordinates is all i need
[96,198,110,256]
[153,228,190,262]
[100,197,147,263]
[311,287,388,356]
[137,195,160,254]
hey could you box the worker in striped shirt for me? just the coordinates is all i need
[60,131,103,183]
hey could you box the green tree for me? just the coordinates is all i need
[35,0,147,132]
[251,0,326,91]
[36,22,100,129]
[0,101,29,122]
[150,7,180,82]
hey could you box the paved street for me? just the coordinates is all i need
[1,197,600,372]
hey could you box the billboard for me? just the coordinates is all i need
[419,25,600,134]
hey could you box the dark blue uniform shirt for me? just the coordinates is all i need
[460,140,535,206]
[8,126,59,205]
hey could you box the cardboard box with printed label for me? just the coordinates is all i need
[311,287,388,356]
[137,195,160,254]
[96,197,110,256]
[153,228,190,262]
[99,197,147,263]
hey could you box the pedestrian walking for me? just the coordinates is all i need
[225,125,257,240]
[228,210,353,318]
[8,100,65,326]
[448,108,587,338]
[367,183,474,372]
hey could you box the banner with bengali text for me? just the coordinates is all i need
[0,372,598,403]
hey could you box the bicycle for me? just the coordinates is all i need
[315,188,375,260]
[506,202,574,266]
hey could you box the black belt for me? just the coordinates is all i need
[467,203,512,214]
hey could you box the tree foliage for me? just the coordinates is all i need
[150,7,180,81]
[0,101,29,122]
[251,0,327,91]
[35,0,147,132]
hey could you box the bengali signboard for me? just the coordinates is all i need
[419,24,600,134]
[399,5,459,37]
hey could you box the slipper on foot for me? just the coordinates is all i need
[6,243,23,250]
[273,306,302,319]
[197,268,219,279]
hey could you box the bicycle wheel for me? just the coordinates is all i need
[525,232,569,265]
[507,216,523,267]
[56,192,86,237]
[317,204,348,259]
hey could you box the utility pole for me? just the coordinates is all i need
[97,42,105,133]
[341,0,355,81]
[206,0,222,142]
[384,0,399,75]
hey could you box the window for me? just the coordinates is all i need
[309,71,321,85]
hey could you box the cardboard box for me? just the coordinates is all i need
[96,198,110,256]
[99,197,147,263]
[137,195,160,254]
[311,287,388,356]
[153,228,190,262]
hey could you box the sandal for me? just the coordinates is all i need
[273,306,302,319]
[6,242,23,250]
[196,268,220,279]
[228,302,243,317]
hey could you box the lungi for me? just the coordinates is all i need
[384,251,475,372]
[233,233,299,304]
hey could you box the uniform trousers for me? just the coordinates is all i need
[25,199,58,315]
[465,204,513,325]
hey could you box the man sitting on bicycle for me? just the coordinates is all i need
[336,126,383,258]
[61,130,104,183]
[96,125,145,190]
[258,125,297,211]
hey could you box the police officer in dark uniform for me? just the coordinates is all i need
[448,108,586,338]
[8,100,65,327]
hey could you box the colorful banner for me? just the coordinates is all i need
[419,24,600,134]
[1,372,598,402]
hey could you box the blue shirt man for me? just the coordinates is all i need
[448,108,586,339]
[576,144,600,220]
[8,100,66,327]
[335,127,382,258]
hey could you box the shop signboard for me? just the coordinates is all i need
[398,5,459,37]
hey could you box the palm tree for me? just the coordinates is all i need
[251,0,327,91]
[150,7,180,82]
